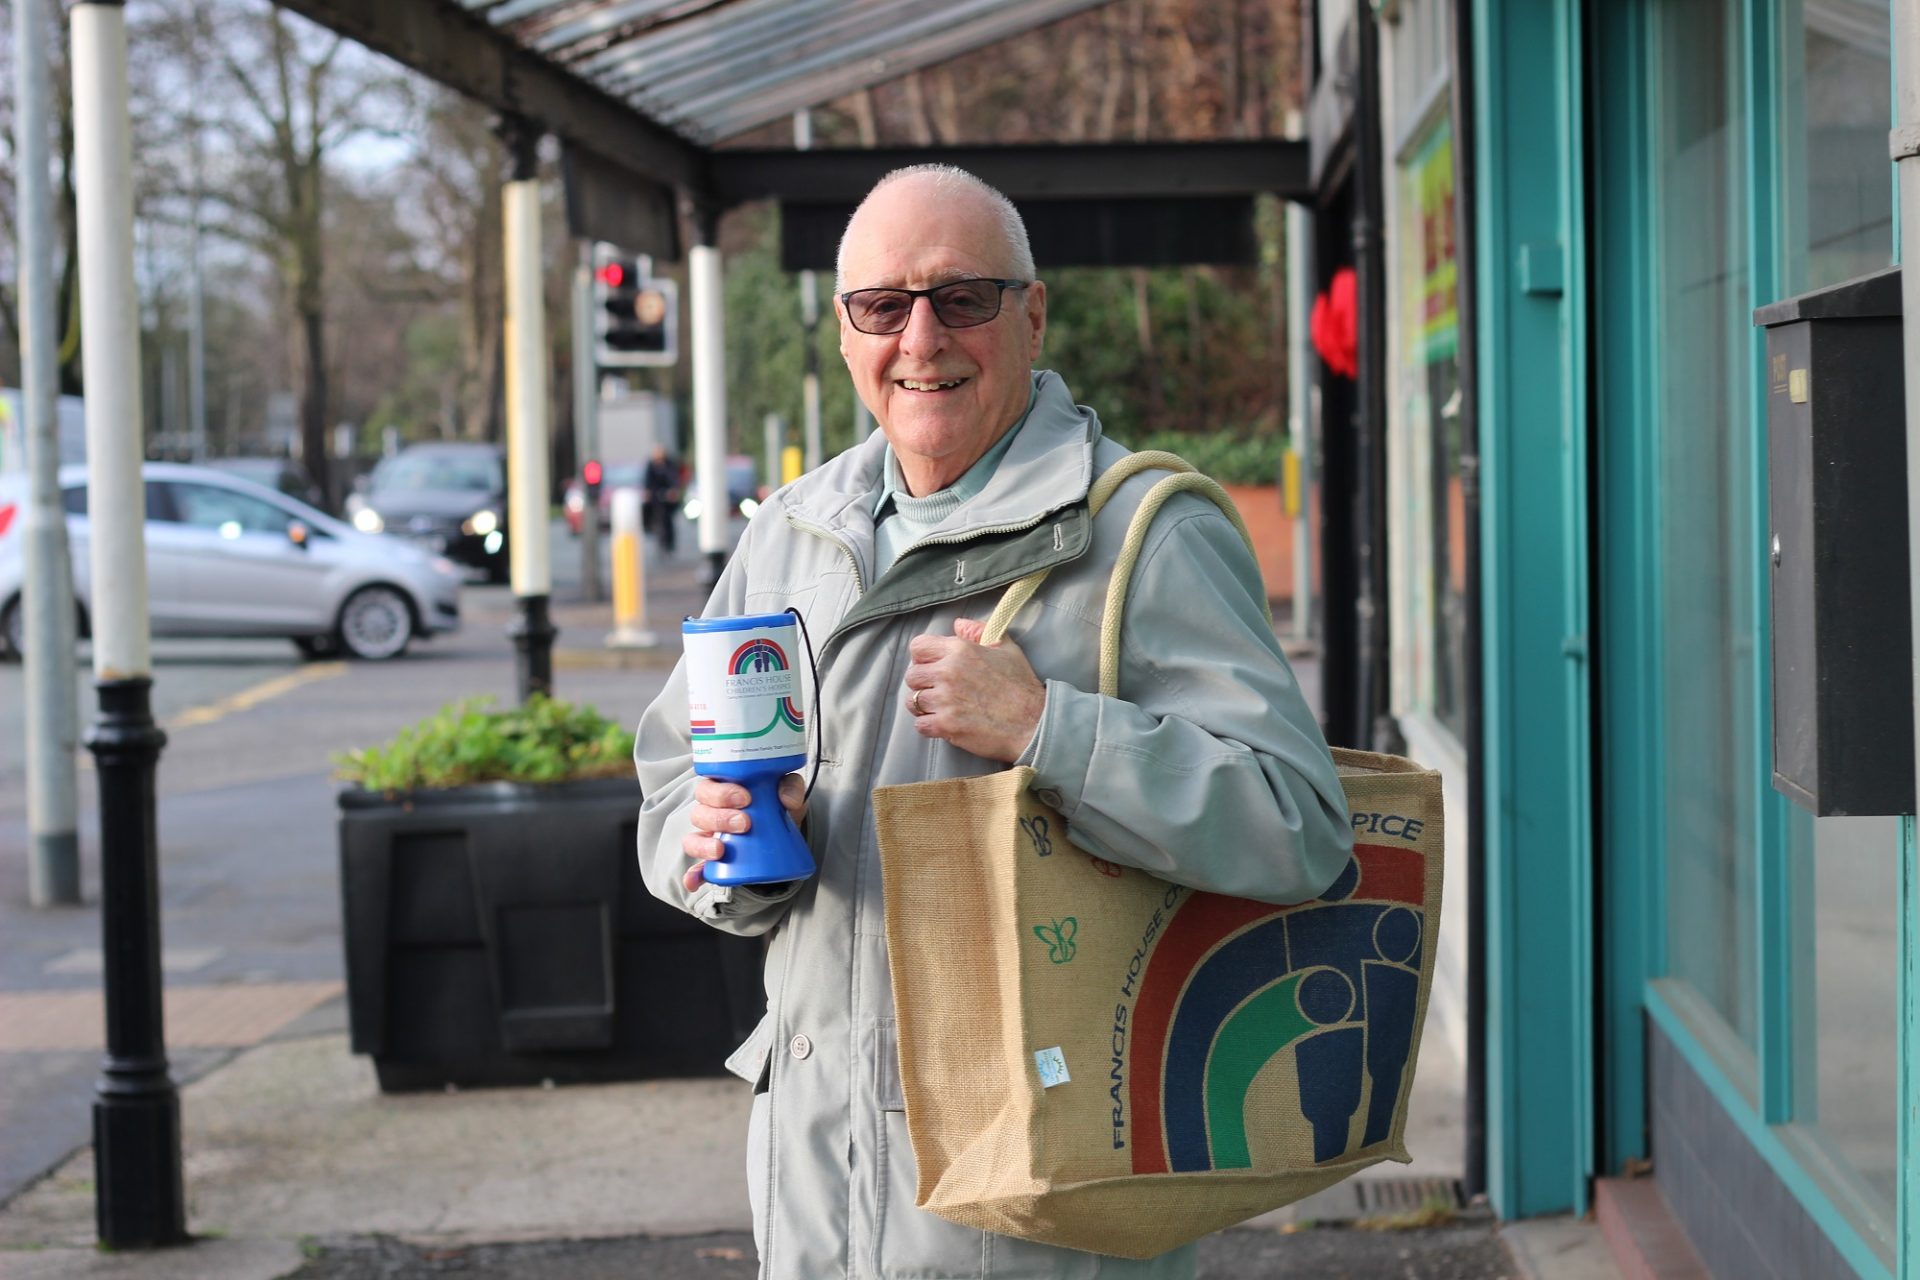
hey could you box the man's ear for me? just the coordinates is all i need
[1024,280,1048,360]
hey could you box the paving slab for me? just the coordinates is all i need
[0,1033,752,1251]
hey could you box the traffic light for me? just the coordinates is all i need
[583,458,603,506]
[594,244,678,369]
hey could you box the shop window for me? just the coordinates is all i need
[1777,0,1898,1234]
[1780,0,1894,292]
[1392,114,1465,740]
[1651,0,1757,1055]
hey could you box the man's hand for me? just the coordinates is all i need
[682,774,808,892]
[903,618,1046,763]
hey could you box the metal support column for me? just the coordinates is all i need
[796,110,825,473]
[684,192,729,590]
[1287,194,1316,647]
[1891,2,1920,1272]
[73,0,186,1247]
[16,0,81,906]
[574,240,604,603]
[500,121,556,701]
[1353,4,1400,755]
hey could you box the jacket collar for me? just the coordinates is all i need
[785,370,1098,547]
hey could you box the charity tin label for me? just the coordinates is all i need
[683,624,807,764]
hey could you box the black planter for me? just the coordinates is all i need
[338,775,763,1092]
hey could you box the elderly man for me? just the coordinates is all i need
[636,164,1351,1279]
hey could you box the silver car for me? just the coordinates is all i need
[0,462,463,661]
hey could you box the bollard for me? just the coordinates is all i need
[607,486,659,648]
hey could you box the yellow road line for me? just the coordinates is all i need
[169,662,347,729]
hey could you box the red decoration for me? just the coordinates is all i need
[1310,266,1358,380]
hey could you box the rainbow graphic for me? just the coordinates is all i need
[1125,844,1425,1173]
[689,638,804,740]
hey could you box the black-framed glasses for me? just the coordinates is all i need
[839,278,1029,335]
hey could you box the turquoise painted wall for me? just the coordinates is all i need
[1470,0,1593,1220]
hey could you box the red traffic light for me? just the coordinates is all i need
[596,262,627,288]
[583,460,603,486]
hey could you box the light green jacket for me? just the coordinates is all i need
[635,370,1352,1279]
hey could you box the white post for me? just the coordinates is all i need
[606,485,657,648]
[504,180,551,600]
[501,126,555,700]
[689,210,729,586]
[73,2,149,683]
[763,412,783,492]
[16,0,81,905]
[73,0,187,1246]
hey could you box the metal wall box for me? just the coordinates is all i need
[1754,266,1911,816]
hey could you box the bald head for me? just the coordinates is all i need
[834,165,1034,295]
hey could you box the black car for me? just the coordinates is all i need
[347,443,509,583]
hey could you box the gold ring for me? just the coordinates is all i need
[910,689,923,714]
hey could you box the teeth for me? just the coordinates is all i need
[901,379,962,391]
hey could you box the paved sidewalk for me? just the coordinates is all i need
[0,1015,1605,1278]
[0,551,1620,1279]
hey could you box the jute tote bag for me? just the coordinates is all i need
[873,454,1445,1260]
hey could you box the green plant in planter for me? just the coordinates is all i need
[333,694,635,793]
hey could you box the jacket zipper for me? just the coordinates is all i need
[783,510,867,597]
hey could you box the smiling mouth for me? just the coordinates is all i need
[897,377,968,392]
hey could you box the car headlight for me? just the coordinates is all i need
[683,496,704,521]
[463,508,500,536]
[352,508,384,534]
[739,497,760,519]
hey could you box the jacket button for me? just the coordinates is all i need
[1038,788,1064,809]
[789,1034,813,1060]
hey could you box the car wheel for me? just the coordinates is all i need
[335,585,414,661]
[0,595,85,662]
[292,634,339,661]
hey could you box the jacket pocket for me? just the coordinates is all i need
[724,1010,775,1092]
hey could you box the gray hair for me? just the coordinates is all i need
[833,164,1036,294]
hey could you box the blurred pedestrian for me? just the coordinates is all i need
[643,444,680,554]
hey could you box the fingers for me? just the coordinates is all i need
[907,632,964,662]
[681,828,725,891]
[953,617,988,644]
[777,772,809,820]
[693,778,751,810]
[691,802,750,836]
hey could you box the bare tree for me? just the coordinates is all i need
[143,0,411,488]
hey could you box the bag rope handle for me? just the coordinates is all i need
[979,449,1267,699]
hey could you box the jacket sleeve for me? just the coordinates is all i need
[1020,498,1353,904]
[634,518,803,936]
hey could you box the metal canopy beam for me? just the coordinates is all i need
[709,140,1311,207]
[782,195,1262,271]
[270,0,709,192]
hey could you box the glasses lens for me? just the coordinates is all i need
[928,280,1003,328]
[847,290,913,334]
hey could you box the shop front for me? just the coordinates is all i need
[1462,0,1909,1274]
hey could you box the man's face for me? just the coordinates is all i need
[836,179,1047,492]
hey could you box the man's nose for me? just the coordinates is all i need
[897,294,951,356]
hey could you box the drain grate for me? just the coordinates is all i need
[1354,1176,1465,1214]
